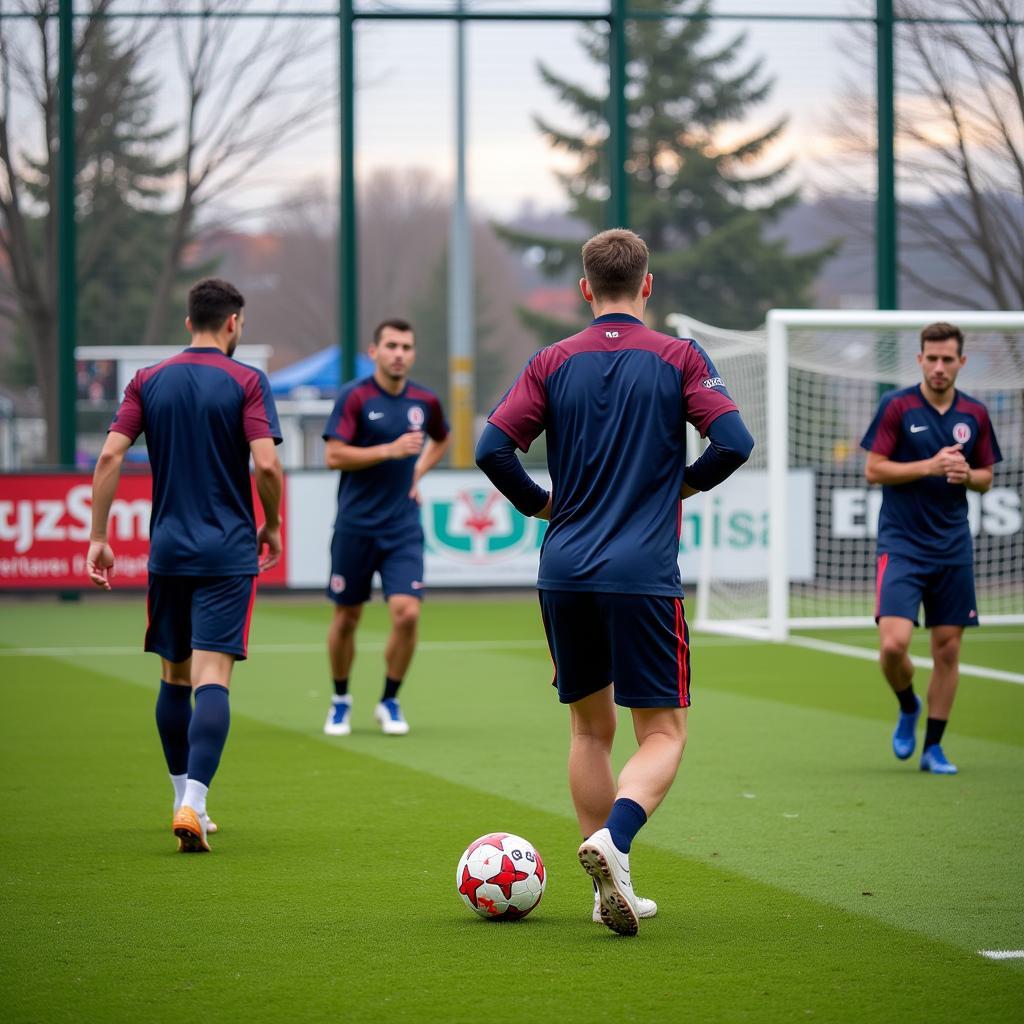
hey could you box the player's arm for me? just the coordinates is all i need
[86,430,133,589]
[410,433,451,499]
[865,447,967,486]
[324,434,423,471]
[681,411,754,497]
[474,422,550,519]
[250,437,284,571]
[962,465,993,493]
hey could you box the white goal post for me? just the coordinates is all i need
[667,309,1024,641]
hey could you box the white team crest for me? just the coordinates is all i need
[952,422,972,444]
[408,406,425,428]
[330,574,346,594]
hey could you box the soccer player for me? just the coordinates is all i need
[861,322,1001,775]
[85,278,283,852]
[475,229,753,935]
[321,318,450,737]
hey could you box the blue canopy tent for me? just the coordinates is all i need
[269,347,374,397]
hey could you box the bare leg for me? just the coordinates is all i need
[617,707,688,817]
[160,657,192,688]
[567,687,617,837]
[927,625,963,720]
[384,595,420,681]
[328,604,363,682]
[190,650,236,689]
[878,616,915,694]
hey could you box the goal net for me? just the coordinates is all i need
[666,309,1024,640]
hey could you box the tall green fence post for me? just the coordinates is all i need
[58,0,77,466]
[339,0,358,384]
[608,0,629,229]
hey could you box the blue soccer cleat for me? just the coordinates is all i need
[324,696,352,736]
[920,744,958,775]
[892,695,921,760]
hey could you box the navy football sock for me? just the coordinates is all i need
[333,677,349,698]
[605,798,647,854]
[382,676,402,702]
[187,684,231,787]
[155,680,192,776]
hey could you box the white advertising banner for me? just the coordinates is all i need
[284,469,813,589]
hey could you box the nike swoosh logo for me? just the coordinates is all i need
[368,412,384,420]
[909,424,928,433]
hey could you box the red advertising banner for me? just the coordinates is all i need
[0,473,287,590]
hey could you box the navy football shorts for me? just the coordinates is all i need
[145,573,257,662]
[875,553,979,628]
[538,590,691,708]
[327,528,425,605]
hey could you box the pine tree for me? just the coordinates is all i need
[500,0,834,334]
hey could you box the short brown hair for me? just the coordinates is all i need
[373,318,414,345]
[921,321,964,355]
[188,278,244,331]
[581,229,649,302]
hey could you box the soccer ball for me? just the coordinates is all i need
[456,832,546,920]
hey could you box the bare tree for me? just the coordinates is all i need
[827,0,1024,309]
[0,0,159,463]
[140,0,335,346]
[0,0,334,461]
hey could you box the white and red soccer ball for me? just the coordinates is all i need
[456,833,546,920]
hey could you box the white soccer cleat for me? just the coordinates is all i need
[374,698,410,736]
[578,827,640,936]
[324,696,353,736]
[593,890,656,923]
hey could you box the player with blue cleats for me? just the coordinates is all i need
[920,744,958,774]
[892,693,921,760]
[861,322,1001,776]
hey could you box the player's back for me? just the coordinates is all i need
[491,314,736,597]
[113,348,280,576]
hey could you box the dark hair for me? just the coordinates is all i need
[921,321,964,356]
[581,229,650,302]
[373,318,414,344]
[188,278,245,332]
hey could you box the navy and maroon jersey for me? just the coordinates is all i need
[322,376,448,535]
[860,385,1002,564]
[110,347,282,576]
[488,313,737,596]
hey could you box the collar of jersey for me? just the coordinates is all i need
[184,346,226,355]
[591,313,644,326]
[369,375,408,399]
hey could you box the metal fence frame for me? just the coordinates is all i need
[8,1,1018,463]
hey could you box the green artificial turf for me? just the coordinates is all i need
[1,596,1022,1023]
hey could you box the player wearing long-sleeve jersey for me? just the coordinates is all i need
[476,229,753,935]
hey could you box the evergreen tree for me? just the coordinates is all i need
[501,0,834,335]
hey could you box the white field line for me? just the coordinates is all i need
[979,950,1024,960]
[0,634,748,659]
[787,634,1024,686]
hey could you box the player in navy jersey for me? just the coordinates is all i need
[321,318,450,737]
[476,229,753,935]
[85,278,283,852]
[861,322,1001,775]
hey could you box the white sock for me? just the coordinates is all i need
[182,779,209,818]
[170,773,188,811]
[331,694,350,704]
